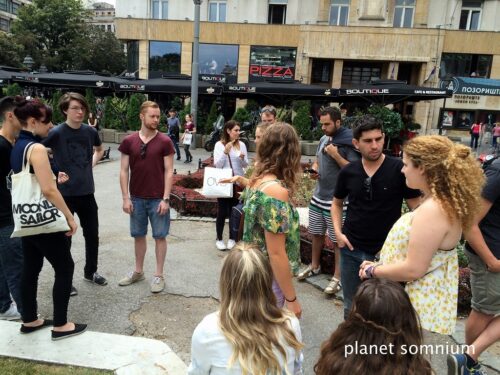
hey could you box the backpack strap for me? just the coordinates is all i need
[256,179,282,194]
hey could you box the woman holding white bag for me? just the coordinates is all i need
[213,120,248,251]
[10,98,86,340]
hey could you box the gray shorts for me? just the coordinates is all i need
[466,249,500,316]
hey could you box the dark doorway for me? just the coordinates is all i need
[311,59,333,86]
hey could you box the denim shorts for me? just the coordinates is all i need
[466,249,500,316]
[130,197,170,239]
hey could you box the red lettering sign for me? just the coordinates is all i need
[249,64,295,79]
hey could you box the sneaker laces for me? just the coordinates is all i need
[152,276,163,284]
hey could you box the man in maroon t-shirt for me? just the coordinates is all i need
[118,101,174,293]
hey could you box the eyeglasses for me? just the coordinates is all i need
[363,176,372,201]
[140,143,147,159]
[260,106,277,116]
[68,106,85,112]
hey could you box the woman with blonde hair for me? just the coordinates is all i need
[315,278,433,375]
[188,242,304,374]
[360,135,485,334]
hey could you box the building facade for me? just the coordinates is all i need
[88,1,116,33]
[115,0,500,133]
[0,0,30,32]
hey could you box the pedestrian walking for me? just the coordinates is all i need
[166,108,181,161]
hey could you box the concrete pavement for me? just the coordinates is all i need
[0,143,497,374]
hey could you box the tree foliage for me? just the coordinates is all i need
[126,93,147,131]
[0,34,23,67]
[8,0,125,74]
[292,101,312,141]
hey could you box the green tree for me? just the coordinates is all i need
[126,93,146,131]
[366,105,404,148]
[85,88,96,115]
[232,107,251,124]
[2,83,22,96]
[75,26,126,74]
[0,33,23,67]
[205,101,218,134]
[47,90,65,124]
[292,101,312,141]
[11,0,90,72]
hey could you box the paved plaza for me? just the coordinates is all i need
[0,143,498,374]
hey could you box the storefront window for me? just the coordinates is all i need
[311,59,333,85]
[341,61,382,86]
[126,41,139,75]
[440,53,492,78]
[197,43,238,83]
[149,41,181,78]
[249,46,297,82]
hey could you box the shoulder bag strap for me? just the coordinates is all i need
[227,152,235,176]
[21,142,35,174]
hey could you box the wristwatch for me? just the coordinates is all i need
[163,198,170,203]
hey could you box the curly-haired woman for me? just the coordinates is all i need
[188,242,303,374]
[315,278,433,375]
[360,135,485,335]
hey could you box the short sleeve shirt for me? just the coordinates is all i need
[468,159,500,259]
[313,128,360,202]
[118,132,174,199]
[42,123,102,197]
[334,156,421,254]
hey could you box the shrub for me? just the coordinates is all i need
[85,88,96,115]
[47,91,65,125]
[205,101,218,134]
[126,93,146,131]
[458,267,471,316]
[457,241,469,268]
[232,107,251,124]
[2,83,22,96]
[293,102,312,141]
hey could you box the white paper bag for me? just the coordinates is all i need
[202,167,233,198]
[10,143,70,238]
[183,133,193,145]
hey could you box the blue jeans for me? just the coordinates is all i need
[0,224,24,314]
[340,246,376,319]
[172,140,181,159]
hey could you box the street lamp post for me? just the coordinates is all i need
[439,75,453,135]
[191,0,202,129]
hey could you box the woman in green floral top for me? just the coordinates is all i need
[242,123,302,318]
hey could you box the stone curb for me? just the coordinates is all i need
[0,321,187,374]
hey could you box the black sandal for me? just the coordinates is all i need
[20,319,54,334]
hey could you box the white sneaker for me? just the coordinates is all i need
[216,240,226,251]
[0,303,21,321]
[226,239,236,250]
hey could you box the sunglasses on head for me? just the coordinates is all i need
[363,176,372,201]
[260,106,277,115]
[140,143,147,159]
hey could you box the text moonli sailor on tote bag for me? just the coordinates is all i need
[10,143,69,237]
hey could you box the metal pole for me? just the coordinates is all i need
[191,0,202,127]
[439,96,446,135]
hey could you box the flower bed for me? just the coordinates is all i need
[169,158,218,217]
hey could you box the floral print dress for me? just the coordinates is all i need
[379,212,459,335]
[241,181,300,276]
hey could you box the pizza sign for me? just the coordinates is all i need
[249,64,294,79]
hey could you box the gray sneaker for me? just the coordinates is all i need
[0,303,21,321]
[151,276,165,293]
[324,276,342,295]
[297,265,321,281]
[118,271,145,286]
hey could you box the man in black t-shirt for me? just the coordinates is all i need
[0,97,23,320]
[449,159,500,375]
[332,115,421,318]
[43,92,106,295]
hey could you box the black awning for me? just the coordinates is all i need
[10,71,120,90]
[224,81,335,102]
[115,77,221,95]
[337,82,452,104]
